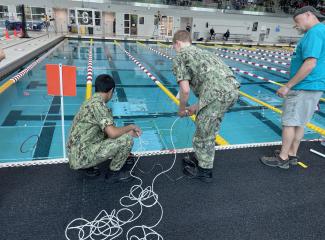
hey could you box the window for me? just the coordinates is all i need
[69,9,76,24]
[94,11,101,26]
[77,10,93,25]
[16,6,45,22]
[124,14,130,35]
[139,17,144,24]
[0,5,8,20]
[32,7,45,15]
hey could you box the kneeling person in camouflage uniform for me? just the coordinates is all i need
[67,74,142,182]
[172,30,240,182]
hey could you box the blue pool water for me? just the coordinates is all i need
[0,40,324,163]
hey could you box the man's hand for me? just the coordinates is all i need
[178,108,189,117]
[128,125,142,138]
[185,104,198,116]
[276,85,290,98]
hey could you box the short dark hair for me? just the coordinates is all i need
[95,74,115,93]
[172,30,192,44]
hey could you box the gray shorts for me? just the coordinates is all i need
[282,90,323,127]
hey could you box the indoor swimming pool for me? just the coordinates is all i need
[0,39,324,163]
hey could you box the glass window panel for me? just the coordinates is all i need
[95,19,100,26]
[95,11,100,18]
[0,6,9,12]
[124,28,129,34]
[16,6,22,14]
[124,21,129,27]
[70,16,76,24]
[32,7,45,15]
[124,14,129,20]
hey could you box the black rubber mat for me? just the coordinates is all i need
[0,141,325,240]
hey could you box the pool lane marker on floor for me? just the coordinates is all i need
[117,40,229,146]
[0,39,66,95]
[85,39,93,100]
[197,44,290,75]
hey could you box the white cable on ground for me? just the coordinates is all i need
[65,117,181,240]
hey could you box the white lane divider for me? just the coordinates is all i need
[144,43,285,88]
[256,48,292,57]
[238,48,291,61]
[214,47,290,67]
[214,52,289,75]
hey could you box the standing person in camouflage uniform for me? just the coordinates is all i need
[172,30,240,182]
[67,74,142,182]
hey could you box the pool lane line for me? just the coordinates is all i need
[208,44,290,67]
[85,40,93,100]
[0,39,66,95]
[214,44,291,61]
[238,48,291,61]
[256,48,292,57]
[117,40,229,146]
[103,43,128,102]
[137,42,173,60]
[146,43,325,103]
[197,44,290,76]
[128,44,178,94]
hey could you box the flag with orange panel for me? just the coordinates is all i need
[46,64,76,96]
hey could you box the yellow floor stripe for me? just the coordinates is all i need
[136,41,146,47]
[214,44,239,50]
[157,42,170,48]
[240,90,325,136]
[0,80,14,95]
[298,162,308,168]
[85,83,92,100]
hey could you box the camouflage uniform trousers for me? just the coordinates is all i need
[193,92,238,169]
[73,134,133,171]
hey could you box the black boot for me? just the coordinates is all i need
[183,164,213,183]
[122,154,137,171]
[80,166,101,178]
[183,154,198,167]
[105,169,133,183]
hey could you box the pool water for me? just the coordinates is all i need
[0,39,324,163]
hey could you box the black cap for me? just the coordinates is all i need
[293,6,325,21]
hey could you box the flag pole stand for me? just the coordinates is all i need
[59,64,67,160]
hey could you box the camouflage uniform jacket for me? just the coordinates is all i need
[67,93,114,168]
[172,45,240,111]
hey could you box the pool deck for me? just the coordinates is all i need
[0,141,324,240]
[0,32,64,79]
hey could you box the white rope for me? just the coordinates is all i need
[65,117,181,240]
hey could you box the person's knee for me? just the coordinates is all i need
[120,134,134,148]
